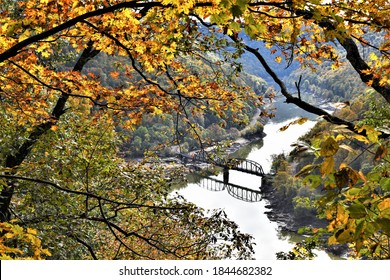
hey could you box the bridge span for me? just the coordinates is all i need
[178,151,265,177]
[198,176,262,203]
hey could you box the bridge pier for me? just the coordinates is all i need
[223,168,229,184]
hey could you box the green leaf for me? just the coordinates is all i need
[302,174,322,189]
[376,218,390,235]
[380,178,390,192]
[354,219,366,239]
[229,21,241,31]
[346,187,362,199]
[335,228,353,243]
[347,203,366,219]
[365,222,379,237]
[230,5,244,18]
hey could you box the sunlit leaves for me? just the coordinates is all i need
[320,137,339,157]
[293,116,390,258]
[279,117,308,132]
[356,125,382,143]
[0,222,51,260]
[320,156,335,177]
[0,0,389,260]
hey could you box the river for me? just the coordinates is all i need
[177,118,332,260]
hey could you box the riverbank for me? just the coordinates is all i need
[260,174,349,258]
[259,175,325,232]
[176,117,350,259]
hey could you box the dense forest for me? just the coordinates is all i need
[269,88,390,258]
[0,0,389,260]
[58,44,268,157]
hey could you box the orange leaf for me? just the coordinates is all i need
[110,71,120,79]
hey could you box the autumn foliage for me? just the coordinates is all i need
[0,0,389,259]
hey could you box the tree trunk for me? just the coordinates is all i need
[0,42,99,222]
[338,37,390,103]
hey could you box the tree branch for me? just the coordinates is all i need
[295,75,302,100]
[0,41,100,222]
[0,174,189,211]
[0,1,213,63]
[292,9,390,103]
[0,1,160,63]
[95,198,149,259]
[338,37,390,103]
[241,42,389,138]
[70,235,99,260]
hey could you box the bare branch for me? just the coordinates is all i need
[0,174,190,210]
[295,75,302,100]
[70,235,99,260]
[248,7,301,19]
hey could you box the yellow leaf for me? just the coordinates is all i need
[320,156,334,176]
[336,203,348,224]
[339,144,356,154]
[356,125,381,143]
[18,30,31,42]
[378,198,390,212]
[339,162,348,169]
[369,52,378,61]
[352,134,369,144]
[151,106,163,115]
[279,124,290,131]
[41,50,51,58]
[295,164,317,177]
[336,228,353,243]
[358,171,366,183]
[328,235,337,245]
[4,232,16,239]
[335,134,347,141]
[320,137,339,157]
[297,117,308,125]
[41,248,52,257]
[27,228,37,235]
[278,118,308,132]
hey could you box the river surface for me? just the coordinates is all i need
[178,118,332,260]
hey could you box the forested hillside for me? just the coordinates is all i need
[73,51,268,157]
[269,88,390,258]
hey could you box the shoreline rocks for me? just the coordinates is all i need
[260,174,350,258]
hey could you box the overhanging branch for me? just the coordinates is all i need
[0,1,213,63]
[0,174,190,211]
[242,42,389,138]
[0,1,161,63]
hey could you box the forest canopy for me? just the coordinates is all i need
[0,0,389,259]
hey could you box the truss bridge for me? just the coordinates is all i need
[198,176,262,203]
[178,151,265,177]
